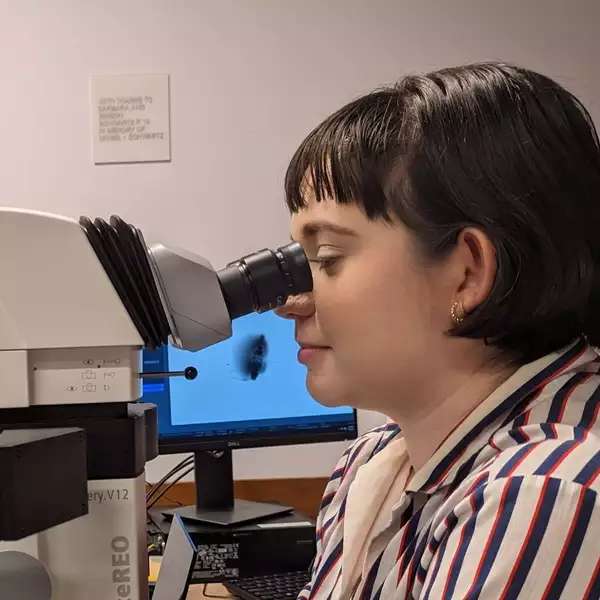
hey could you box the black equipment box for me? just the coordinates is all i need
[0,428,88,540]
[148,509,315,583]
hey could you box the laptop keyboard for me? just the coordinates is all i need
[224,570,310,599]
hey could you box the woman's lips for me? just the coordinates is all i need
[298,346,330,364]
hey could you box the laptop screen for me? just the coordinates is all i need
[152,514,196,600]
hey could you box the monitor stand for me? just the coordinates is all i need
[162,448,293,527]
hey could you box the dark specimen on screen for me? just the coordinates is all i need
[236,334,268,380]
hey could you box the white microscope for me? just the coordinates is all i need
[0,207,312,600]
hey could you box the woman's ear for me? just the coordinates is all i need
[454,227,497,314]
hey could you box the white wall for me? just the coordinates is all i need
[1,0,598,481]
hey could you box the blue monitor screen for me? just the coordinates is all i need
[142,311,357,452]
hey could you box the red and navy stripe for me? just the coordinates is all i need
[540,485,597,599]
[441,481,486,599]
[308,539,343,598]
[464,476,523,599]
[574,449,600,487]
[422,511,459,600]
[498,477,561,600]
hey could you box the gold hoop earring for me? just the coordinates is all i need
[450,301,465,325]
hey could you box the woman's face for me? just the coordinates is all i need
[277,193,455,413]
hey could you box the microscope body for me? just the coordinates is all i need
[0,207,311,599]
[0,209,154,599]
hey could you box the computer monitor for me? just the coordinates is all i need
[142,310,357,526]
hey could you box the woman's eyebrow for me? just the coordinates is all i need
[290,221,359,241]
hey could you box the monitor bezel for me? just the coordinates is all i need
[157,411,358,454]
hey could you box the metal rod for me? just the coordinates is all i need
[139,366,198,380]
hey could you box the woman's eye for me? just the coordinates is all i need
[309,257,340,272]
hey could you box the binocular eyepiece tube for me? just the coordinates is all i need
[217,242,313,320]
[80,215,313,349]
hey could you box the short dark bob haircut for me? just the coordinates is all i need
[284,62,600,364]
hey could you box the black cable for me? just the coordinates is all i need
[146,455,193,500]
[147,466,195,509]
[146,457,194,551]
[146,456,194,504]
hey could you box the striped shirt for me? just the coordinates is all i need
[299,337,600,599]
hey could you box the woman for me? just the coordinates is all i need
[276,63,600,599]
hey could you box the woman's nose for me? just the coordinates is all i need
[274,293,315,320]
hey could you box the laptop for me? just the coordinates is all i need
[151,513,197,600]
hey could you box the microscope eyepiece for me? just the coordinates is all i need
[217,242,313,319]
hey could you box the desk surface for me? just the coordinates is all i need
[187,583,234,599]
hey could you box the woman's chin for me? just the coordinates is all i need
[306,373,353,408]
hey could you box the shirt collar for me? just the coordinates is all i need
[405,337,595,495]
